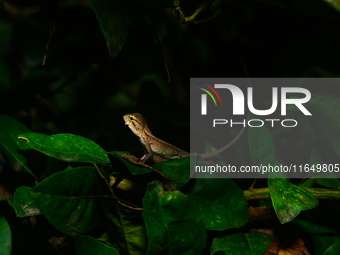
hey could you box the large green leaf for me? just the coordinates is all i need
[268,173,319,224]
[13,186,41,217]
[210,231,274,255]
[19,132,109,164]
[89,0,127,57]
[143,181,207,255]
[75,235,119,255]
[248,123,275,167]
[0,114,42,179]
[188,179,249,230]
[0,217,11,255]
[31,166,101,235]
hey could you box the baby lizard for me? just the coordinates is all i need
[123,113,246,163]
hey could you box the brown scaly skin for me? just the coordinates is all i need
[123,113,247,163]
[123,113,190,163]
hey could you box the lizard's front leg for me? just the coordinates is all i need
[140,138,153,163]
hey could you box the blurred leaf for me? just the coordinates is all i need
[75,235,119,255]
[324,240,340,255]
[309,235,340,255]
[315,178,340,190]
[268,172,319,224]
[89,0,127,57]
[31,167,101,235]
[132,0,172,10]
[248,123,275,166]
[323,0,340,12]
[0,115,41,179]
[13,186,41,217]
[19,132,109,164]
[210,231,274,255]
[0,0,4,9]
[143,181,206,255]
[188,179,249,230]
[0,217,11,255]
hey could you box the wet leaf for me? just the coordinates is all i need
[268,173,318,224]
[19,133,109,164]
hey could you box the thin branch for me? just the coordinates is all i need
[244,187,340,200]
[60,195,141,209]
[42,22,56,66]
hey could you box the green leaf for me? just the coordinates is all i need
[248,124,275,167]
[89,0,127,57]
[13,186,41,217]
[210,231,274,255]
[75,235,119,255]
[268,172,319,224]
[324,0,340,13]
[152,157,191,189]
[188,179,249,230]
[31,166,101,235]
[0,217,11,255]
[143,181,207,255]
[0,114,41,179]
[19,132,109,164]
[324,241,340,255]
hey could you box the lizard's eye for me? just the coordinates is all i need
[130,117,134,120]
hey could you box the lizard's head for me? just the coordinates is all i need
[123,113,147,138]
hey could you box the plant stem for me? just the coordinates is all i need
[244,187,340,200]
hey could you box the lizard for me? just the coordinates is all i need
[123,112,247,163]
